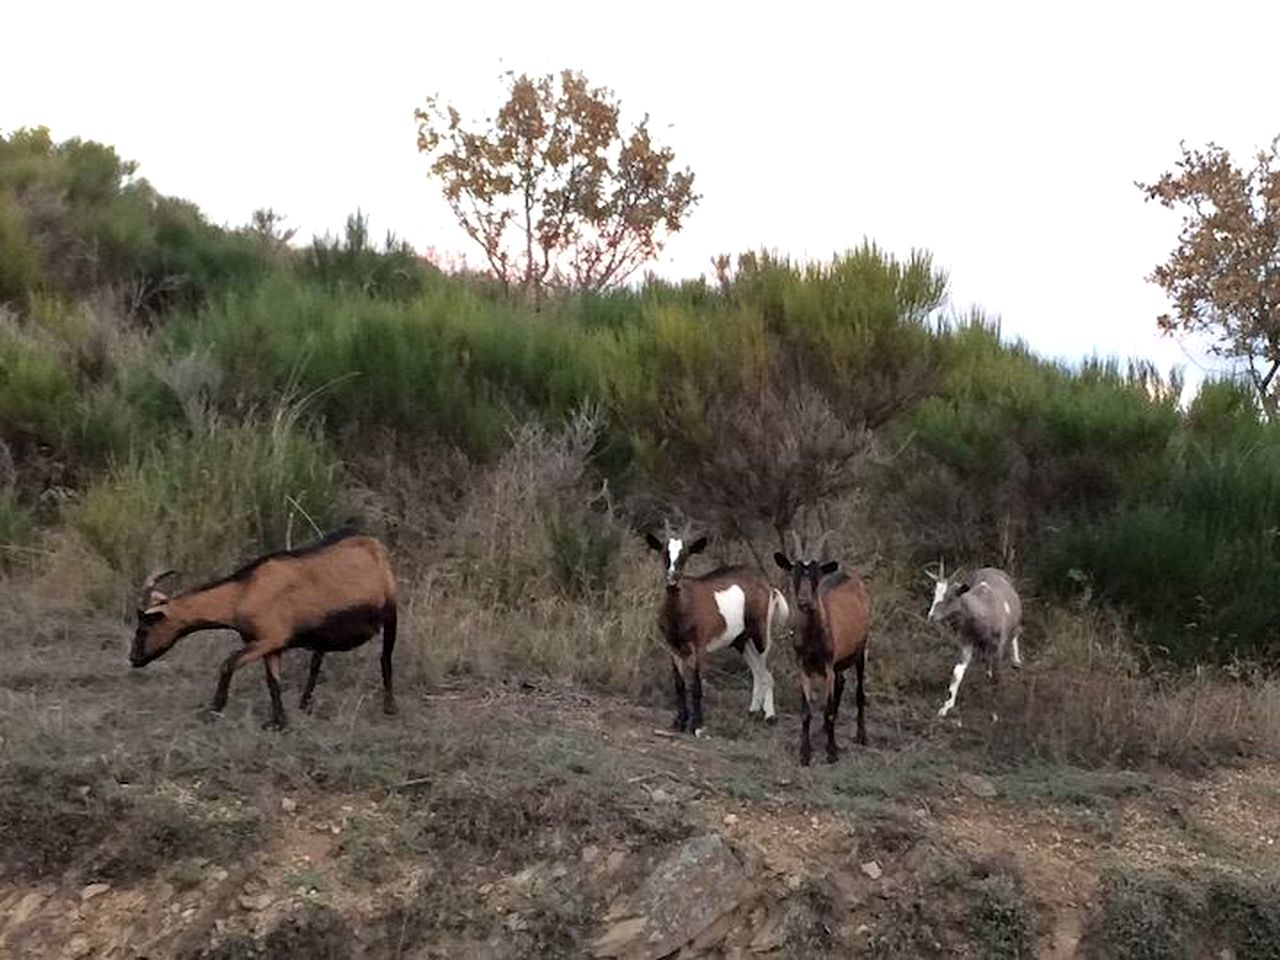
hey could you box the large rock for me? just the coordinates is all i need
[593,834,752,959]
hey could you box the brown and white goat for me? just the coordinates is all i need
[774,541,871,765]
[926,561,1022,718]
[129,528,398,728]
[645,532,790,735]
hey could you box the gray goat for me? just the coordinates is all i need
[926,561,1022,718]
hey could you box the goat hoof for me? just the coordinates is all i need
[764,714,778,726]
[202,708,224,724]
[694,728,708,739]
[748,709,763,721]
[825,752,838,765]
[671,715,688,733]
[383,700,400,717]
[263,719,287,731]
[799,754,812,767]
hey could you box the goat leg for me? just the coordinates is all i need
[262,653,287,729]
[854,650,868,746]
[210,636,271,720]
[380,605,398,716]
[799,675,814,766]
[670,658,690,732]
[299,651,324,711]
[690,659,706,737]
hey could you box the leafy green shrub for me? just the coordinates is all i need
[0,189,40,302]
[1204,875,1280,960]
[0,488,34,565]
[163,274,594,455]
[0,319,77,447]
[74,397,348,585]
[547,506,621,598]
[299,209,436,300]
[1042,426,1280,662]
[0,126,268,312]
[969,873,1035,959]
[1090,870,1194,960]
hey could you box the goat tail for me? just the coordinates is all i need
[767,588,791,649]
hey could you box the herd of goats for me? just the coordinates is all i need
[127,526,1023,766]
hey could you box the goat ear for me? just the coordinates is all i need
[820,560,840,575]
[139,607,166,625]
[644,533,663,553]
[773,552,793,572]
[687,536,708,556]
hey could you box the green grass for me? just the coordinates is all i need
[73,397,347,594]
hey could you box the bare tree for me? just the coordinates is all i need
[674,382,870,566]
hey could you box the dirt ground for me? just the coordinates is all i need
[4,619,1280,959]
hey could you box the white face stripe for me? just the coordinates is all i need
[667,537,683,572]
[927,580,948,620]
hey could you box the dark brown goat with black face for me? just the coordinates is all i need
[129,528,398,728]
[774,537,871,766]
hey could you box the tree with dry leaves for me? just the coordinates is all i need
[415,70,698,300]
[1139,137,1280,409]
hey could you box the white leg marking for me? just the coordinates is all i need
[743,642,764,712]
[1011,630,1023,668]
[742,639,776,719]
[760,590,784,720]
[938,646,973,717]
[761,661,776,720]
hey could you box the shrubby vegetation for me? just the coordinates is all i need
[3,125,1280,668]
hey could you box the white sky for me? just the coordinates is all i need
[4,0,1278,388]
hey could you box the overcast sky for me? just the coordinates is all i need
[5,0,1277,388]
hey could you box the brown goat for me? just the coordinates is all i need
[774,545,871,765]
[129,528,398,728]
[645,532,789,735]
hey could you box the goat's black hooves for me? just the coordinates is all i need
[799,756,812,767]
[671,716,689,733]
[747,709,763,721]
[765,715,778,726]
[825,751,839,764]
[383,701,400,717]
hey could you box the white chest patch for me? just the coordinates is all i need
[707,585,747,653]
[667,538,683,573]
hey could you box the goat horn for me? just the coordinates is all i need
[813,529,833,560]
[789,528,803,559]
[141,568,178,600]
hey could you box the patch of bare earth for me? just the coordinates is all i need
[5,677,1280,958]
